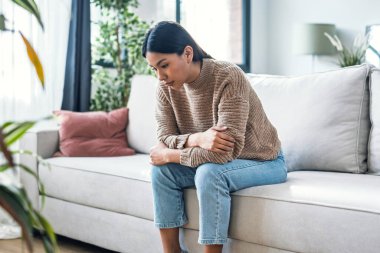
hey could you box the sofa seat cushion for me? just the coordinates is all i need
[184,171,380,252]
[39,154,154,220]
[39,158,380,252]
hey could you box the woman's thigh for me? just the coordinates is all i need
[151,163,197,189]
[195,154,287,192]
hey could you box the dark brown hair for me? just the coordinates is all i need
[142,21,211,62]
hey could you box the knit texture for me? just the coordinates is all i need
[156,59,281,167]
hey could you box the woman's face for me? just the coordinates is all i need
[146,49,192,91]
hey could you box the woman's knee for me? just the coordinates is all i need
[281,165,288,182]
[151,165,169,184]
[194,163,222,189]
[275,160,288,183]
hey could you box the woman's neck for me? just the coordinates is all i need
[186,61,202,83]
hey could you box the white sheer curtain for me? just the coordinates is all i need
[0,0,72,239]
[0,0,71,122]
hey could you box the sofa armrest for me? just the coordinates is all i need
[19,120,59,210]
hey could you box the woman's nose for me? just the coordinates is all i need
[157,70,166,81]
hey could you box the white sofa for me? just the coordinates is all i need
[20,64,380,253]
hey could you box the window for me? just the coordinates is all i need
[91,0,251,71]
[177,0,250,71]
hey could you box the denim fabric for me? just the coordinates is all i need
[151,150,288,245]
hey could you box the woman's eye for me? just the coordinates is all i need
[161,64,168,68]
[151,67,157,72]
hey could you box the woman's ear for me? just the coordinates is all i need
[183,46,194,63]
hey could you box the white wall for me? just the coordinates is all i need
[251,0,268,74]
[261,0,380,75]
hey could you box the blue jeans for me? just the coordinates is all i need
[151,150,288,245]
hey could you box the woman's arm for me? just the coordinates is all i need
[180,97,249,167]
[149,142,181,165]
[179,73,251,168]
[155,89,191,149]
[153,74,249,167]
[185,126,235,152]
[150,126,236,165]
[156,86,236,152]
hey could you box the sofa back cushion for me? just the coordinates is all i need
[247,64,371,173]
[127,75,158,154]
[368,69,380,175]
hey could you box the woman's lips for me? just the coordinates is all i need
[165,81,174,86]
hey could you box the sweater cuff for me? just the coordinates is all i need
[180,148,194,167]
[176,134,191,149]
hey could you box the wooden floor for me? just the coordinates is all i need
[0,234,118,253]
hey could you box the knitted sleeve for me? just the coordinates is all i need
[180,70,250,167]
[155,88,191,149]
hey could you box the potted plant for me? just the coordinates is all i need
[90,0,153,112]
[324,32,370,67]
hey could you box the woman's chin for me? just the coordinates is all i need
[169,84,182,91]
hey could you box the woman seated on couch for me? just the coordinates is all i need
[142,21,288,253]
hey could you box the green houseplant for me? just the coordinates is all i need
[324,32,370,67]
[0,0,57,252]
[90,0,153,112]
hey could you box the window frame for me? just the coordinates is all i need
[176,0,251,72]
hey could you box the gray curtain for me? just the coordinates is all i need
[61,0,91,111]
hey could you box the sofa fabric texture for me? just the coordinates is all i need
[369,69,380,174]
[126,75,158,154]
[39,156,380,253]
[39,155,153,220]
[247,64,371,173]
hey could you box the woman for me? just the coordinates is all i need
[142,21,288,253]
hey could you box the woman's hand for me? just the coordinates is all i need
[149,142,169,165]
[197,126,235,154]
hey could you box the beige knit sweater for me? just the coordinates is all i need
[155,58,281,168]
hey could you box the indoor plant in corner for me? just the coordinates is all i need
[90,0,153,112]
[324,32,370,67]
[0,0,57,252]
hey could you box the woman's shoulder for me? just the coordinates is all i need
[207,59,246,80]
[205,59,251,97]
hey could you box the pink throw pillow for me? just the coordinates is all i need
[53,108,135,157]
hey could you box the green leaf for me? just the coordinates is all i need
[0,163,11,172]
[41,234,55,253]
[0,185,34,253]
[3,121,35,146]
[17,163,46,208]
[11,0,44,30]
[12,148,52,209]
[1,121,14,129]
[20,186,58,252]
[0,128,14,167]
[35,212,58,253]
[0,14,6,31]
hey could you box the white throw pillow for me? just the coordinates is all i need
[368,69,380,175]
[127,75,158,154]
[247,64,371,173]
